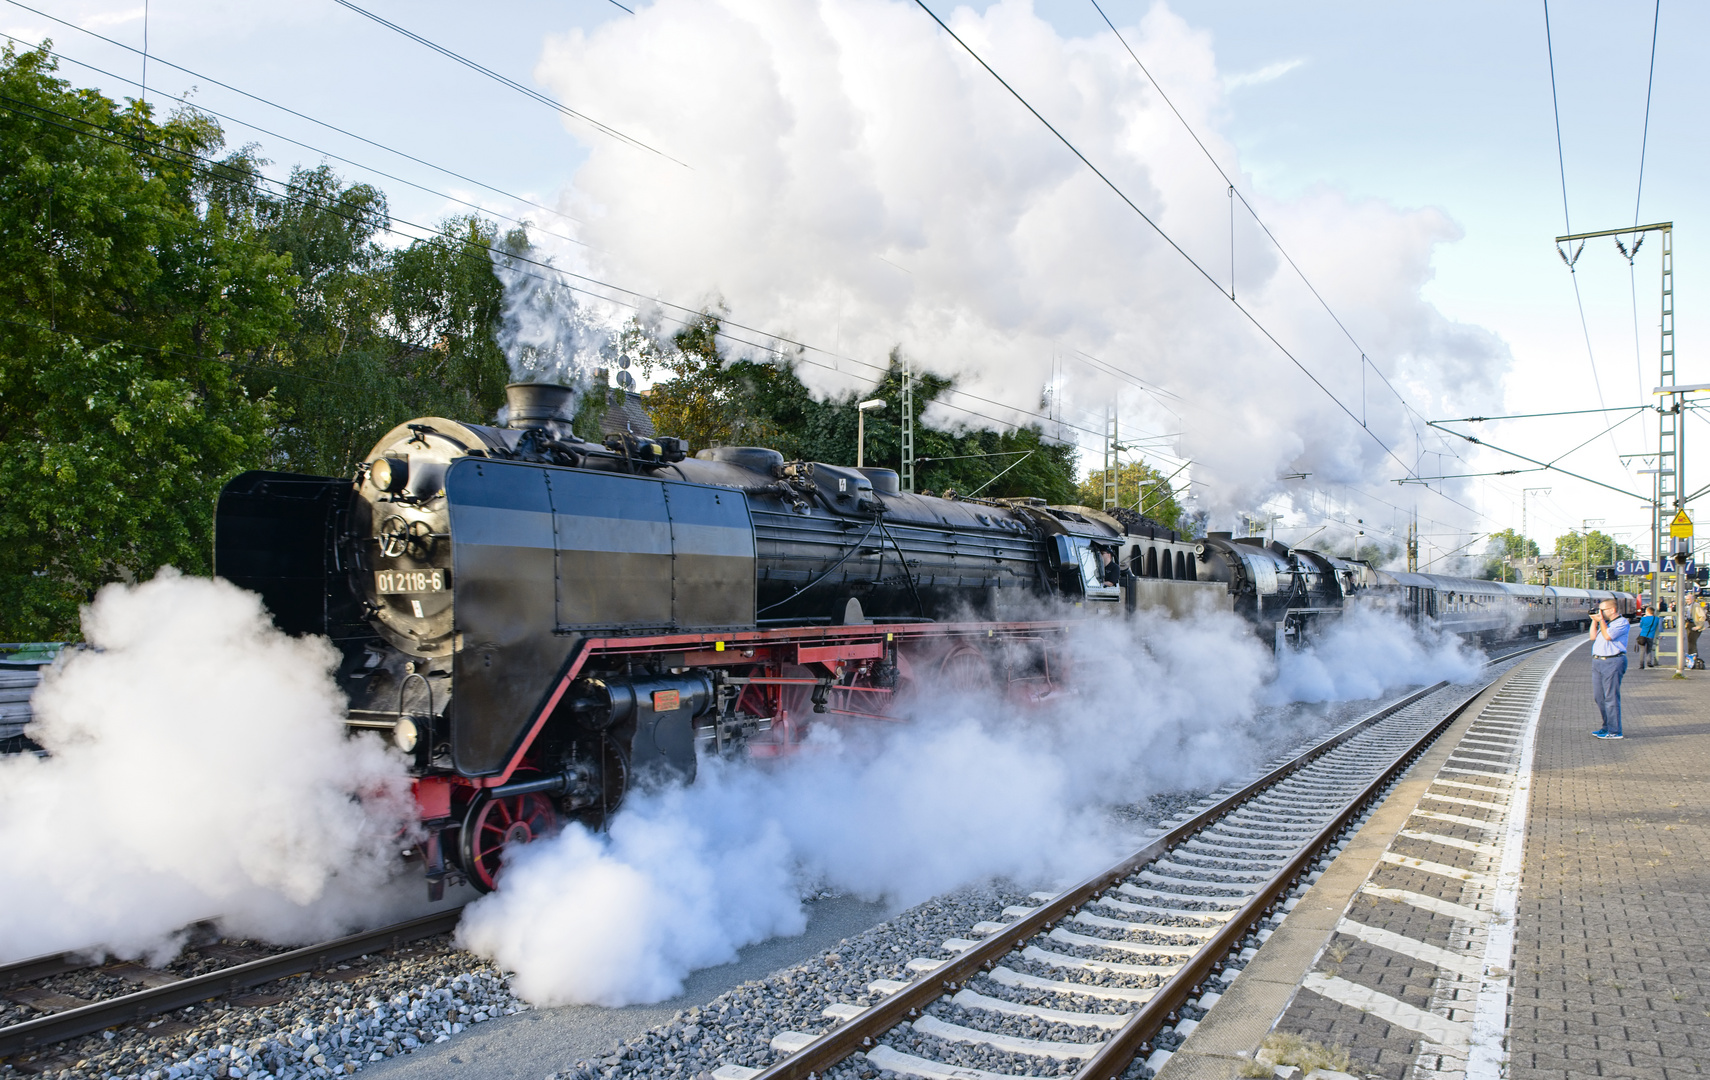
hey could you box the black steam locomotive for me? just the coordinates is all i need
[213,383,1623,894]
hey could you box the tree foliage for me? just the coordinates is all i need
[635,317,1080,504]
[245,171,514,478]
[1076,461,1187,531]
[1552,529,1635,582]
[0,54,1112,638]
[0,45,290,638]
[1478,528,1541,580]
[0,48,517,638]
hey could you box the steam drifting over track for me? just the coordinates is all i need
[0,639,1560,1078]
[692,643,1558,1080]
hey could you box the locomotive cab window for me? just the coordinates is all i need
[1080,543,1121,599]
[1056,537,1120,601]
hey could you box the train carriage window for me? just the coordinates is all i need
[1161,547,1173,579]
[1176,551,1188,579]
[1146,547,1158,578]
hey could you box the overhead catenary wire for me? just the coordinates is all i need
[330,0,689,168]
[1626,1,1663,416]
[1542,0,1622,459]
[1436,404,1650,423]
[1084,0,1429,447]
[0,87,1119,454]
[1117,30,1466,500]
[3,1,589,232]
[1427,416,1651,504]
[1418,533,1491,571]
[10,11,1487,534]
[0,35,594,254]
[1633,0,1661,230]
[907,0,1425,492]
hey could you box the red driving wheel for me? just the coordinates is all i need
[459,791,558,892]
[939,646,990,691]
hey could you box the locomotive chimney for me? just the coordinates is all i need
[505,382,577,429]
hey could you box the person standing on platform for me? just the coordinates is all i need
[1637,606,1661,669]
[1590,598,1629,739]
[1689,599,1706,668]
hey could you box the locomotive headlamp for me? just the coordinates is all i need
[393,716,419,753]
[371,456,410,493]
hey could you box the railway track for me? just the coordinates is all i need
[724,641,1561,1080]
[0,637,1559,1072]
[0,909,466,1058]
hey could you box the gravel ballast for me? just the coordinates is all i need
[2,673,1512,1080]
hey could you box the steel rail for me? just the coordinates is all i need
[0,921,221,991]
[0,908,465,1057]
[0,952,98,991]
[0,638,1555,1062]
[753,644,1552,1080]
[1074,678,1499,1078]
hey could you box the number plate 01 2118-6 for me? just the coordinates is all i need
[375,568,448,594]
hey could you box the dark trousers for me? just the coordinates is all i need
[1637,636,1655,667]
[1592,654,1627,735]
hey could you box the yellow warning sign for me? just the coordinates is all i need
[1670,509,1694,539]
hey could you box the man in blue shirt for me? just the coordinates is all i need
[1637,606,1662,669]
[1590,598,1629,738]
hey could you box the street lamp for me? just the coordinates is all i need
[1582,518,1605,589]
[855,399,886,468]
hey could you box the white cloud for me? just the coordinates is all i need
[528,0,1506,520]
[80,5,146,31]
[1226,56,1306,90]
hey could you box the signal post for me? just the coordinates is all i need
[1671,510,1694,678]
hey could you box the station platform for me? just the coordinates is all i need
[1157,639,1710,1080]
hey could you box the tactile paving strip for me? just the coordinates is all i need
[1258,650,1571,1080]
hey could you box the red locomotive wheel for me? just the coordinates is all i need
[459,791,558,892]
[938,647,991,691]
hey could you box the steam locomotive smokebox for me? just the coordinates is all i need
[505,382,577,428]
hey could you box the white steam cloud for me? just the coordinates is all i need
[526,0,1508,517]
[0,571,419,965]
[459,604,1477,1007]
[491,248,613,387]
[1270,600,1483,703]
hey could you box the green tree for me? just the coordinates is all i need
[0,45,293,638]
[636,318,1078,503]
[1552,529,1635,587]
[246,167,515,478]
[1076,461,1187,532]
[627,314,789,451]
[1480,527,1540,581]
